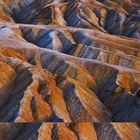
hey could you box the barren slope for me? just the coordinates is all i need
[0,0,140,140]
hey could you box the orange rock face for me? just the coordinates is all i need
[0,0,140,139]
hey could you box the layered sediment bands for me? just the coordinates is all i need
[0,123,140,140]
[1,0,140,38]
[19,26,140,71]
[1,0,140,139]
[0,49,112,122]
[1,41,140,121]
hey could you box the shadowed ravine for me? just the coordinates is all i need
[0,0,140,140]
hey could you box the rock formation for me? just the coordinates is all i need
[0,0,140,139]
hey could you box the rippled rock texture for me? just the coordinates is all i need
[1,0,140,139]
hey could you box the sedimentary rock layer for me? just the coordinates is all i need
[0,0,140,139]
[0,122,140,140]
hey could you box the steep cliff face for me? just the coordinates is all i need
[0,0,140,140]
